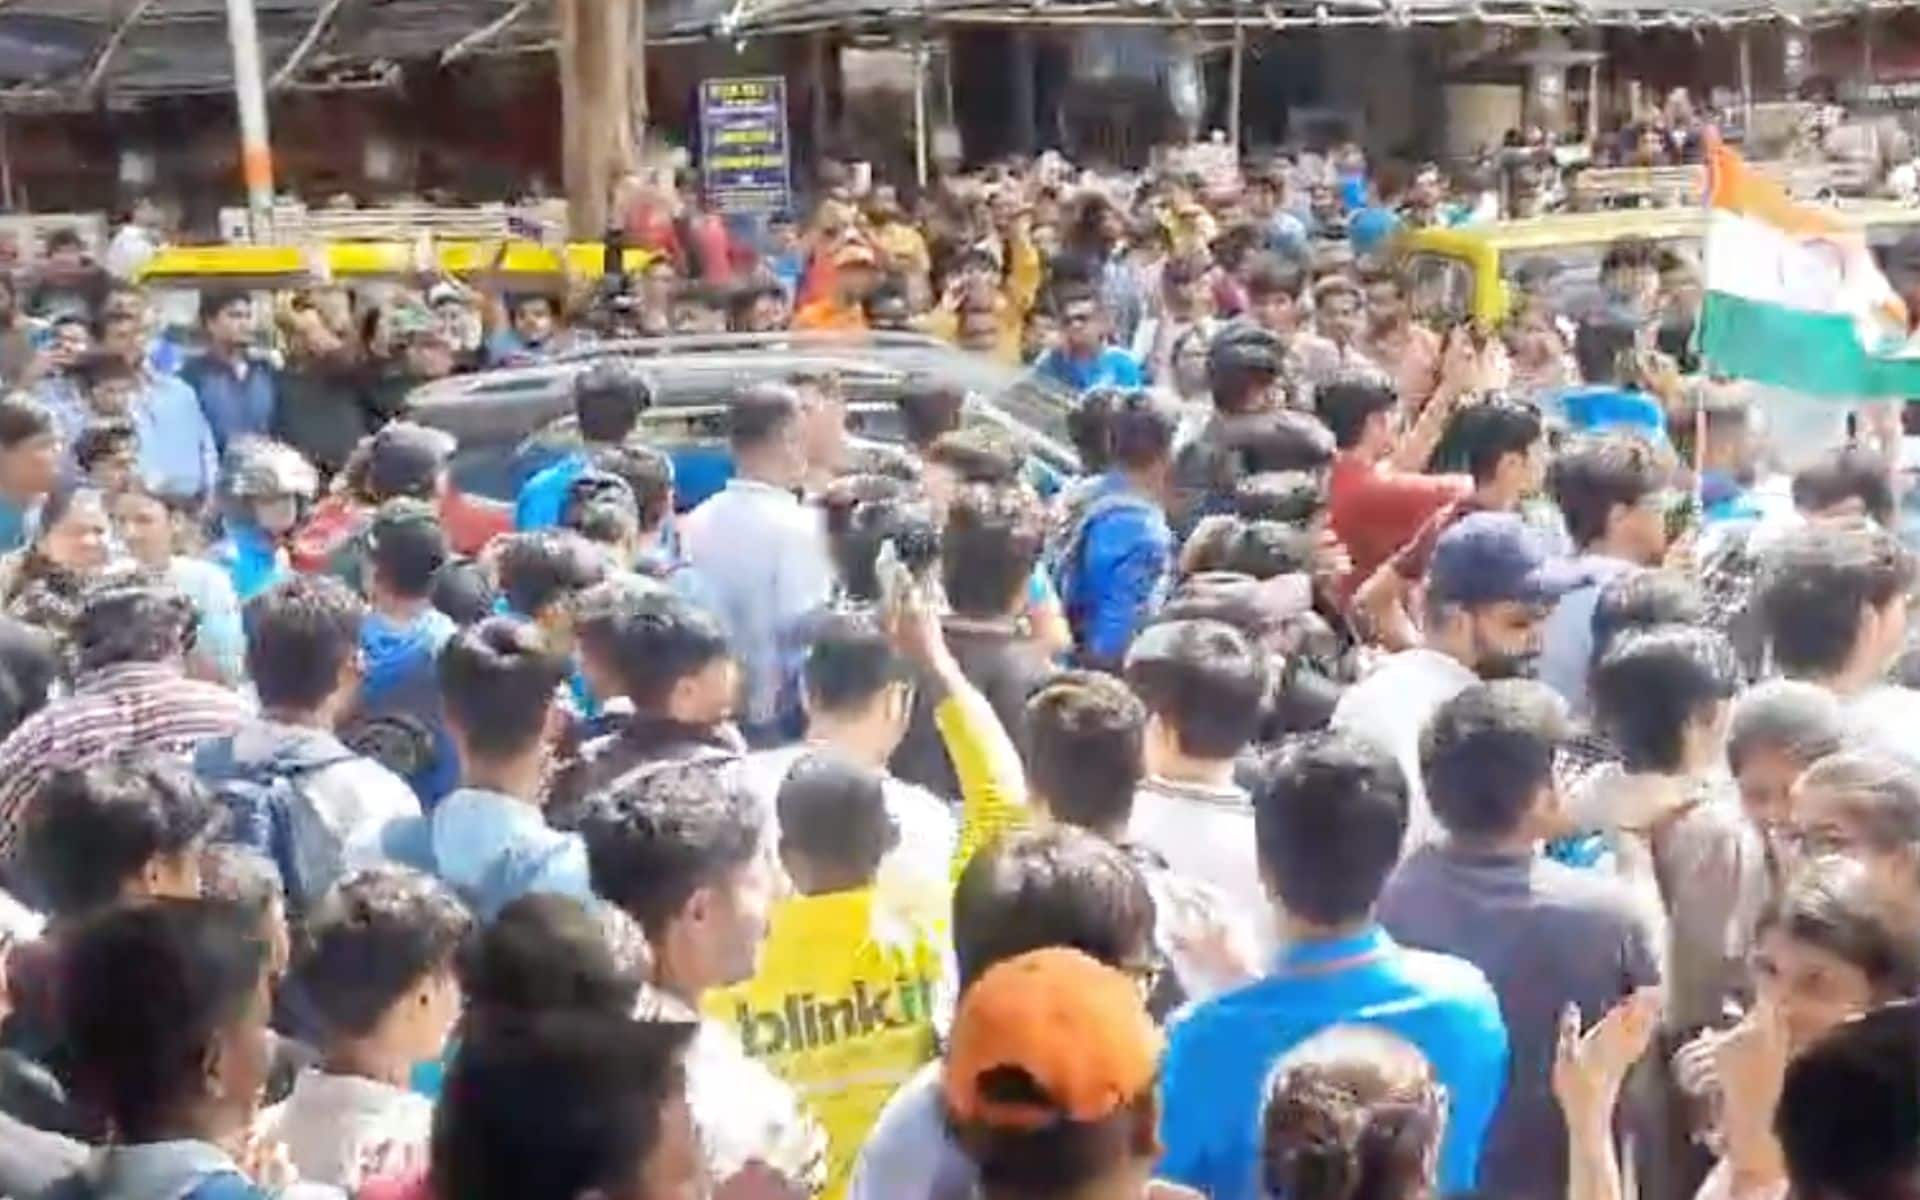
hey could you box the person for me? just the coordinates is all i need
[893,484,1053,801]
[943,948,1182,1200]
[1120,618,1269,928]
[353,499,461,807]
[1775,997,1920,1200]
[105,196,164,281]
[516,362,652,530]
[1332,512,1583,850]
[292,421,507,578]
[1322,378,1469,602]
[1258,1026,1445,1200]
[578,761,827,1197]
[26,229,107,323]
[1377,681,1660,1200]
[0,397,60,553]
[1170,323,1293,523]
[0,582,248,860]
[551,584,744,814]
[457,893,648,1033]
[1056,392,1178,669]
[73,418,137,493]
[180,290,276,451]
[494,529,606,665]
[429,617,591,920]
[1353,398,1546,650]
[1032,286,1144,394]
[849,826,1161,1200]
[1783,752,1920,937]
[1539,434,1671,713]
[1726,681,1846,889]
[208,437,317,603]
[431,1013,704,1200]
[1131,256,1216,386]
[794,242,882,333]
[710,753,945,1200]
[92,310,219,500]
[1680,856,1920,1200]
[20,753,221,923]
[1757,521,1920,758]
[108,485,244,684]
[682,383,833,744]
[1,486,114,638]
[1024,670,1259,1004]
[1359,267,1443,413]
[43,900,277,1200]
[266,866,471,1191]
[0,612,54,741]
[1158,732,1509,1200]
[792,369,851,497]
[1586,627,1764,1035]
[194,576,421,912]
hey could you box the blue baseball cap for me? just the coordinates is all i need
[1428,512,1590,608]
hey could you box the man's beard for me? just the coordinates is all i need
[1476,649,1539,681]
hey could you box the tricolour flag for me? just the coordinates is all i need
[1698,140,1917,397]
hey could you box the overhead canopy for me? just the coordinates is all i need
[0,0,1887,109]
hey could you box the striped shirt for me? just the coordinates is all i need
[0,661,251,858]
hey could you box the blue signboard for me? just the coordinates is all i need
[699,76,792,214]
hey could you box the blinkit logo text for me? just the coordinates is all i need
[735,975,938,1056]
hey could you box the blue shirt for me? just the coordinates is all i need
[0,495,36,554]
[515,450,588,530]
[1033,345,1144,394]
[206,523,288,602]
[180,353,275,451]
[1159,925,1509,1200]
[134,373,220,499]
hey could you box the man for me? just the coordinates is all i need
[1332,512,1584,849]
[0,582,250,859]
[683,383,833,744]
[1057,392,1179,669]
[354,500,460,807]
[944,949,1180,1200]
[516,362,652,530]
[0,274,39,387]
[794,242,881,333]
[1322,378,1469,602]
[1379,682,1660,1200]
[105,196,165,281]
[868,184,931,304]
[193,576,421,911]
[1776,1002,1920,1200]
[1032,285,1144,395]
[1538,433,1670,714]
[849,826,1160,1200]
[550,584,744,816]
[892,484,1053,802]
[93,310,219,499]
[292,421,509,576]
[0,396,59,552]
[1131,257,1216,386]
[791,369,850,495]
[1025,671,1260,1004]
[1757,520,1920,758]
[486,293,569,368]
[578,761,826,1198]
[180,290,276,451]
[1359,267,1442,413]
[430,617,591,919]
[1295,276,1382,390]
[1124,619,1270,932]
[1158,732,1509,1200]
[433,1014,705,1200]
[1353,398,1547,650]
[1171,323,1301,525]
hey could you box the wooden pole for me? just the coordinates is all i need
[558,0,636,237]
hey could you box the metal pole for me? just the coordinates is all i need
[223,0,275,234]
[1586,60,1601,148]
[1738,30,1753,133]
[914,35,929,187]
[1229,0,1247,152]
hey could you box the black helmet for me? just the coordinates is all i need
[1206,322,1287,383]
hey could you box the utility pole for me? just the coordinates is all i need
[223,0,276,234]
[559,0,640,237]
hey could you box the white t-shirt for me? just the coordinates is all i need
[1330,648,1480,852]
[262,1069,433,1191]
[1842,684,1920,765]
[735,745,958,887]
[1128,776,1273,953]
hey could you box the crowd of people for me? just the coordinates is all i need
[0,145,1917,1200]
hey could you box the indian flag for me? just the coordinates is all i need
[1698,141,1918,397]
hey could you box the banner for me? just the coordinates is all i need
[699,76,793,215]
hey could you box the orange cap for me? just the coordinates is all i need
[943,947,1162,1131]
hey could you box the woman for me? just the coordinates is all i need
[1259,1025,1444,1200]
[1681,856,1920,1200]
[1784,751,1920,936]
[0,487,114,642]
[110,485,244,684]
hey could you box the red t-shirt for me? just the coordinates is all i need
[1390,493,1493,582]
[1327,453,1470,603]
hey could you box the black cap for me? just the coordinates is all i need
[366,422,455,502]
[1207,322,1287,381]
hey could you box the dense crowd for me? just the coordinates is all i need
[0,148,1918,1200]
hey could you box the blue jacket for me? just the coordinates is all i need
[1054,474,1172,667]
[1032,345,1144,394]
[205,524,287,603]
[180,354,276,452]
[514,450,588,530]
[358,608,460,808]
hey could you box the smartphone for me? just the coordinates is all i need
[874,538,913,617]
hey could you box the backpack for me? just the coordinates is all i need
[195,736,358,915]
[1051,487,1162,645]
